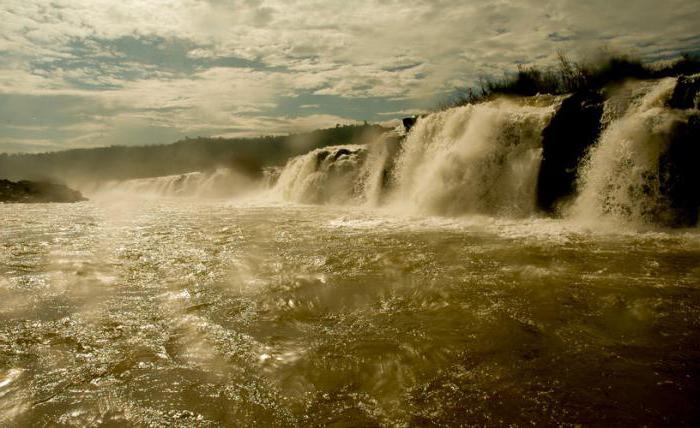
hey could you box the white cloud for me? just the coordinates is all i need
[377,109,426,117]
[1,0,699,151]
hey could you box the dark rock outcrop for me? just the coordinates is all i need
[332,148,352,160]
[0,179,87,203]
[536,91,605,213]
[315,150,330,168]
[668,74,700,110]
[379,133,402,192]
[402,117,417,132]
[658,114,700,227]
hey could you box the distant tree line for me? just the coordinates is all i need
[0,124,388,184]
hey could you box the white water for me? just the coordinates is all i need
[272,98,559,216]
[572,78,691,226]
[89,168,257,199]
[358,132,400,206]
[391,98,559,217]
[273,145,367,204]
[270,78,697,228]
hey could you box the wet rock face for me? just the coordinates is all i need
[380,134,403,191]
[668,75,700,110]
[659,114,700,227]
[314,148,364,169]
[536,91,605,213]
[0,179,87,203]
[332,148,353,161]
[315,150,330,168]
[402,117,417,132]
[657,75,699,227]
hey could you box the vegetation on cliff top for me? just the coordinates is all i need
[442,52,700,108]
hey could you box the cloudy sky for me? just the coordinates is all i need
[1,0,699,153]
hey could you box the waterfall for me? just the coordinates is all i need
[358,132,402,206]
[273,145,368,204]
[390,97,559,216]
[272,131,403,206]
[92,168,256,198]
[262,166,283,189]
[571,78,697,227]
[273,97,559,215]
[270,77,698,227]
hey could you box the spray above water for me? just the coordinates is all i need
[272,97,561,217]
[391,98,559,217]
[273,145,368,204]
[89,168,258,199]
[572,78,698,227]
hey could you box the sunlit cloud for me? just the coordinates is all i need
[1,0,699,152]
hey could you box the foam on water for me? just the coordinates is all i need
[1,200,699,425]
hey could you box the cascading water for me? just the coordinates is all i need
[273,145,367,204]
[270,77,698,228]
[358,131,402,206]
[272,98,559,216]
[272,132,402,206]
[262,166,283,189]
[91,168,256,198]
[571,78,697,227]
[390,97,560,217]
[599,80,660,128]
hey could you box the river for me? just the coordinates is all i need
[1,199,699,426]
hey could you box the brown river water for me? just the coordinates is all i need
[1,199,699,426]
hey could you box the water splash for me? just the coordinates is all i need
[270,78,697,228]
[390,98,559,216]
[273,145,368,204]
[358,132,402,206]
[90,168,257,198]
[571,78,694,227]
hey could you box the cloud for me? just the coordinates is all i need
[1,0,699,152]
[377,109,426,117]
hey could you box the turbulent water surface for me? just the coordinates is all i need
[1,199,699,426]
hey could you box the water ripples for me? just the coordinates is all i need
[1,200,699,426]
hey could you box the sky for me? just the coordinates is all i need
[1,0,699,153]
